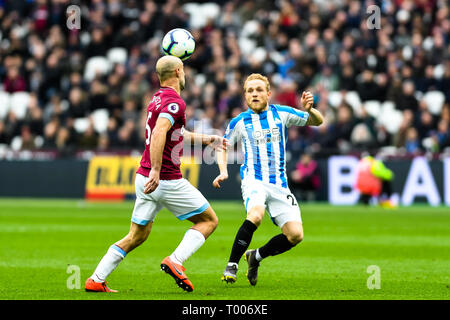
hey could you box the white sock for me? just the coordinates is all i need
[91,245,126,282]
[227,262,238,268]
[170,228,205,265]
[255,249,262,262]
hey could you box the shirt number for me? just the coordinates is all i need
[145,112,152,145]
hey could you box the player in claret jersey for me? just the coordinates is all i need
[85,56,227,293]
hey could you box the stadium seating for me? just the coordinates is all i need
[10,136,22,151]
[380,101,396,113]
[183,3,220,29]
[83,56,111,82]
[9,92,30,120]
[343,91,363,116]
[91,109,109,134]
[379,109,403,134]
[328,91,343,108]
[107,47,128,65]
[423,91,445,115]
[363,101,381,118]
[74,118,90,133]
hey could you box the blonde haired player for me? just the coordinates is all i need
[213,73,323,285]
[85,56,227,293]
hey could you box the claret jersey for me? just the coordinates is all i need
[137,87,186,180]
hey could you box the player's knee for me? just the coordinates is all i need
[287,231,303,245]
[247,208,264,226]
[250,216,263,227]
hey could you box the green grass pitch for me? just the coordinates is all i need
[0,198,449,300]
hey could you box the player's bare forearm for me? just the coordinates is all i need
[184,130,228,150]
[149,130,166,172]
[213,148,229,188]
[149,118,172,172]
[183,130,199,144]
[145,130,167,194]
[306,107,323,126]
[184,130,213,145]
[216,148,228,175]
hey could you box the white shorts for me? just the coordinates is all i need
[131,174,210,226]
[241,178,302,228]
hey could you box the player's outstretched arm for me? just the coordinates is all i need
[144,117,172,194]
[184,130,228,151]
[212,148,229,189]
[301,91,324,126]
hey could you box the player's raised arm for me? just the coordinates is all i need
[301,91,323,126]
[212,147,229,189]
[144,117,172,194]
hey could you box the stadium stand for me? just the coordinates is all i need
[0,0,449,159]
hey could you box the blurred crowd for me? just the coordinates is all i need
[0,0,449,159]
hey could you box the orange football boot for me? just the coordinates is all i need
[84,278,118,292]
[160,256,194,292]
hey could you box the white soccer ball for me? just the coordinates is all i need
[161,28,195,61]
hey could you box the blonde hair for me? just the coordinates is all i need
[243,73,270,92]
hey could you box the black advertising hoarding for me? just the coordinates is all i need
[0,156,448,206]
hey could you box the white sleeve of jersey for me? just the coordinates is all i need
[280,107,309,127]
[224,119,242,146]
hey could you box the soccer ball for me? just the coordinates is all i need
[161,28,195,61]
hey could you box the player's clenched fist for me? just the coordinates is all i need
[301,91,314,111]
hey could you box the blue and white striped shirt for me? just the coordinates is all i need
[224,104,309,188]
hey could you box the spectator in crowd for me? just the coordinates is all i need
[24,93,44,137]
[356,69,380,102]
[3,67,27,93]
[78,122,98,150]
[19,125,36,150]
[42,116,60,149]
[430,120,450,152]
[67,87,89,119]
[351,123,376,151]
[405,127,421,154]
[88,80,109,112]
[0,121,10,145]
[84,28,108,58]
[394,110,414,149]
[43,94,68,124]
[395,81,419,113]
[415,109,436,140]
[96,133,110,152]
[333,103,356,152]
[286,127,304,160]
[338,65,357,91]
[289,153,321,202]
[311,65,339,92]
[4,112,21,141]
[112,120,138,149]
